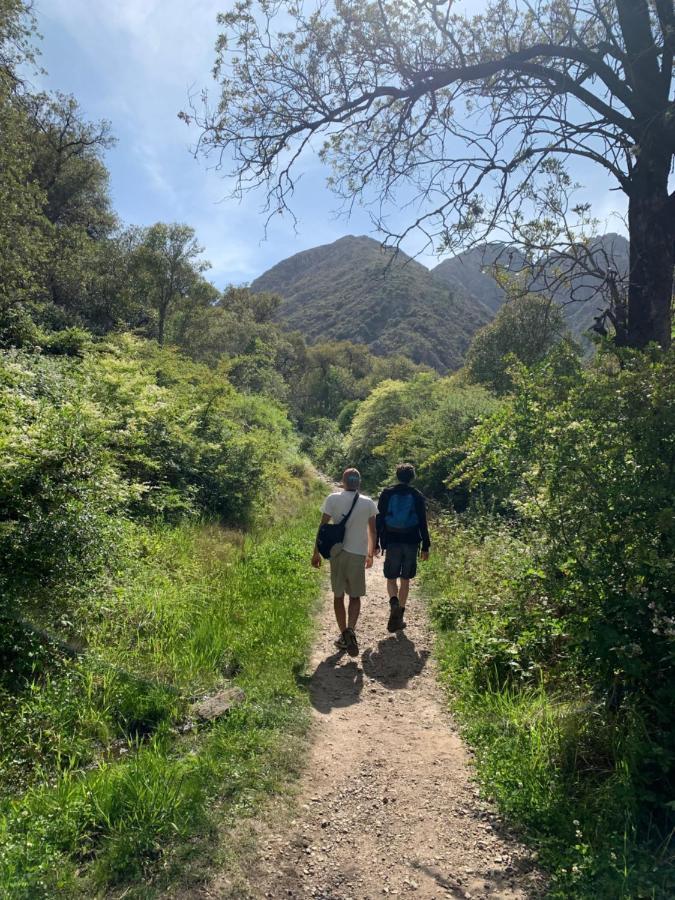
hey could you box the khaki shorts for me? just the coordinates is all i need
[329,545,366,597]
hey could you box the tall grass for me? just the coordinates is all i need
[0,487,324,898]
[421,517,675,899]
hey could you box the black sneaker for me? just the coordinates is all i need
[387,597,400,633]
[343,627,359,657]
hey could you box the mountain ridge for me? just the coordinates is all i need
[251,235,492,371]
[252,233,629,370]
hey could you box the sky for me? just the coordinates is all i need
[32,0,627,289]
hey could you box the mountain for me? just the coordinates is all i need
[251,235,493,371]
[433,244,528,315]
[432,234,630,338]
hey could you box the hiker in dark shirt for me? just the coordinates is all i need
[376,463,431,633]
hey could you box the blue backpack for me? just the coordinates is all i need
[385,491,419,531]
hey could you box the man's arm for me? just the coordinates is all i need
[366,515,377,569]
[375,489,388,550]
[416,492,431,557]
[311,513,331,568]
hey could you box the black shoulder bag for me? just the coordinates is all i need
[316,492,360,559]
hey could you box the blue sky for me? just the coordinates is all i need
[33,0,626,288]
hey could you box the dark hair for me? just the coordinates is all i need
[396,463,416,484]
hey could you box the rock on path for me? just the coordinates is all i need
[193,557,544,900]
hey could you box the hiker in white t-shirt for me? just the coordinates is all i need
[311,467,378,657]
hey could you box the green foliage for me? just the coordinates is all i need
[465,292,572,394]
[0,337,300,611]
[134,222,210,346]
[422,520,674,898]
[345,374,437,486]
[458,347,675,725]
[376,377,501,502]
[0,79,49,342]
[0,500,323,897]
[301,417,347,479]
[423,347,675,894]
[343,373,499,498]
[0,351,132,601]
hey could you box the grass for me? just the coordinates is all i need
[420,516,675,900]
[0,482,324,898]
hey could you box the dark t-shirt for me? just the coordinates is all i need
[376,484,431,550]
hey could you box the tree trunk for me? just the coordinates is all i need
[158,300,167,346]
[626,157,674,349]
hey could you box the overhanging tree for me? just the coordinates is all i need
[188,0,675,349]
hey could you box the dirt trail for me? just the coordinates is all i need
[201,557,543,900]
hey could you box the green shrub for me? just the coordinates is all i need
[345,374,438,486]
[465,292,573,395]
[422,519,674,898]
[0,352,132,602]
[451,346,675,845]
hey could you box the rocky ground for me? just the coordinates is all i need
[191,556,544,900]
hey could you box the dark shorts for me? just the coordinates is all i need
[383,543,418,579]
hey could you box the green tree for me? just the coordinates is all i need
[346,374,437,486]
[0,1,48,344]
[0,81,47,343]
[24,92,115,238]
[466,293,571,395]
[192,0,675,349]
[135,223,210,346]
[0,0,36,87]
[220,285,281,324]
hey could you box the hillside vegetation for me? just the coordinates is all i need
[252,235,492,371]
[433,234,629,338]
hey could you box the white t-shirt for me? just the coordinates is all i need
[321,491,378,557]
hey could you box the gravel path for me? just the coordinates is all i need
[198,556,544,900]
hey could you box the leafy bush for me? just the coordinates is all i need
[0,337,302,611]
[422,518,674,898]
[345,374,438,486]
[376,377,500,502]
[300,417,347,479]
[465,292,573,394]
[0,352,132,602]
[343,373,499,499]
[455,346,675,827]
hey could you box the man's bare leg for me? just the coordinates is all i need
[334,594,347,632]
[347,596,361,630]
[399,578,410,609]
[386,578,399,600]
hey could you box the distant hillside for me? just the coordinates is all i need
[433,244,528,315]
[251,236,492,371]
[433,235,629,337]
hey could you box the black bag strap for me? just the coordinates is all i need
[339,491,360,525]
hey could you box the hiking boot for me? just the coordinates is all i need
[343,627,359,657]
[334,634,347,651]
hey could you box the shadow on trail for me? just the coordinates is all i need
[308,651,364,714]
[412,858,543,899]
[361,632,430,689]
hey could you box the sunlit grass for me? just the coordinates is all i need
[0,490,323,898]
